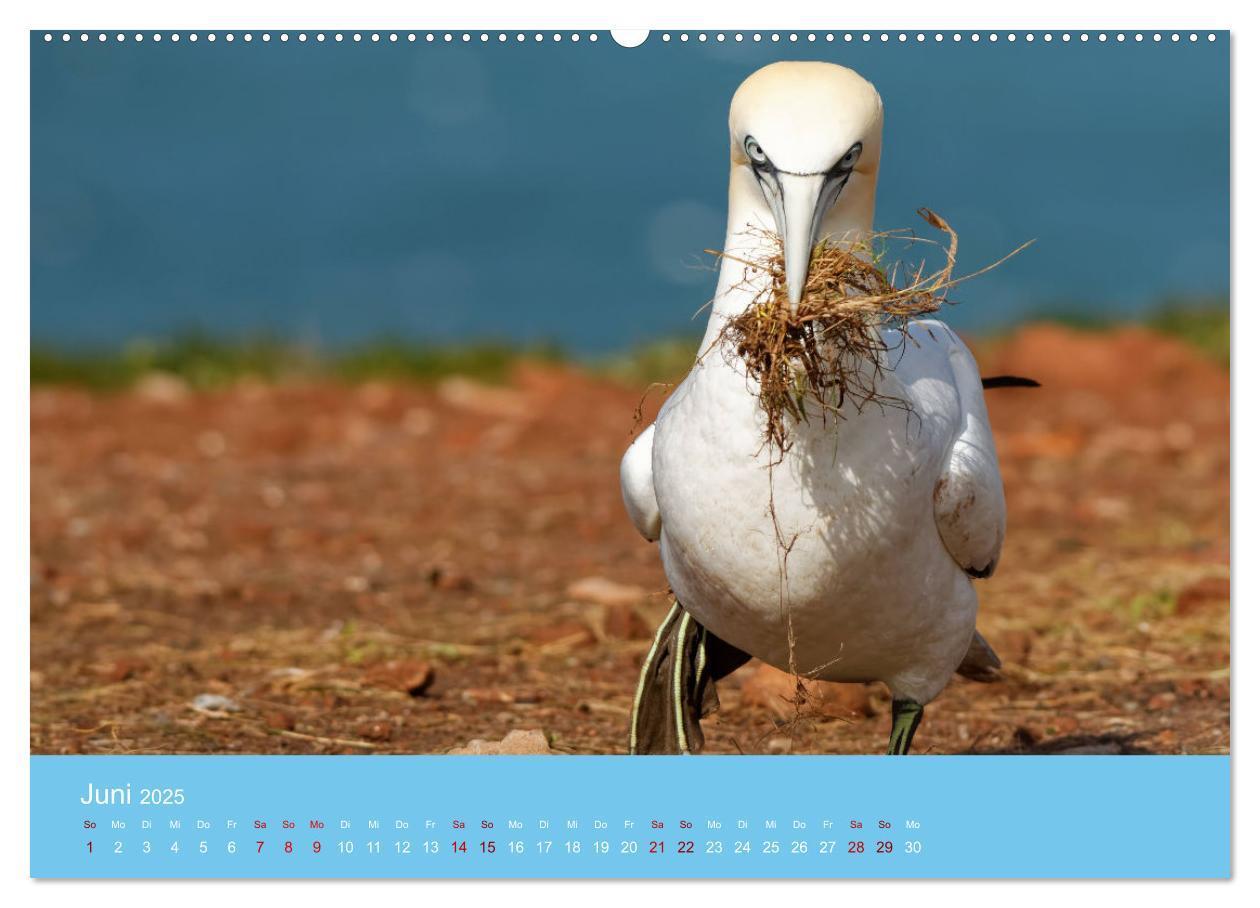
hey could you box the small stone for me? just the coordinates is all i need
[765,736,793,754]
[1049,716,1081,735]
[264,711,296,731]
[101,659,145,683]
[566,577,647,608]
[428,566,474,592]
[461,688,515,705]
[497,729,551,754]
[437,377,528,418]
[260,483,286,508]
[196,431,226,458]
[599,603,652,640]
[1174,678,1209,698]
[739,663,875,719]
[365,660,436,697]
[1175,576,1229,615]
[739,664,804,720]
[356,720,394,742]
[191,693,240,713]
[134,371,189,404]
[267,659,311,675]
[996,630,1034,664]
[814,682,876,718]
[527,621,596,649]
[402,407,435,437]
[448,729,552,755]
[1164,421,1195,451]
[356,382,394,410]
[67,601,121,623]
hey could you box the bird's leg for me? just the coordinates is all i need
[628,602,751,755]
[886,699,924,755]
[628,602,693,755]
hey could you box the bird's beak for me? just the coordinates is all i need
[774,172,827,318]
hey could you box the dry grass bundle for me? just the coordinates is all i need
[709,208,1025,457]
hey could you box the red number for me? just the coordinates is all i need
[313,841,322,853]
[677,841,695,854]
[256,841,264,853]
[649,841,664,854]
[848,841,864,854]
[876,841,893,854]
[284,841,293,854]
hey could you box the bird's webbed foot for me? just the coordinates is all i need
[628,601,751,754]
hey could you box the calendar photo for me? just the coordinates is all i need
[27,22,1231,880]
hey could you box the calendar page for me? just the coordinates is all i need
[28,23,1231,881]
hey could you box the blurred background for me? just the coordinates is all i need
[33,31,1227,356]
[31,32,1229,757]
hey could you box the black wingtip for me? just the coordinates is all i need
[981,375,1041,389]
[965,560,997,579]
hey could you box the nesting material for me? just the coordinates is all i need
[711,208,1021,457]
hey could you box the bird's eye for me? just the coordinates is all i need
[744,136,769,166]
[838,142,863,171]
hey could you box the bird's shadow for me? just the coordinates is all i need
[965,731,1154,755]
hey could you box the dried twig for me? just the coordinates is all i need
[708,209,1029,458]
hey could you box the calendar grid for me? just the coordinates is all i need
[32,755,1229,879]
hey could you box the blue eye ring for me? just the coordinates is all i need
[744,136,769,165]
[837,142,862,171]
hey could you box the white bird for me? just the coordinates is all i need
[621,61,1015,755]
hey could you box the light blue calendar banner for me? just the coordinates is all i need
[31,755,1229,879]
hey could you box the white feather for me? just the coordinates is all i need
[619,423,661,542]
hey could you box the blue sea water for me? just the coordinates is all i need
[31,31,1229,353]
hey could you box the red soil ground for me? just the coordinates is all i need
[30,324,1229,755]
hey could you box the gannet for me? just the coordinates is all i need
[622,61,1013,755]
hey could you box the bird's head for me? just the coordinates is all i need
[728,61,884,316]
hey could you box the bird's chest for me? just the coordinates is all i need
[652,363,943,605]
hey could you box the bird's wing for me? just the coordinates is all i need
[932,332,1007,578]
[620,423,661,542]
[955,629,1003,681]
